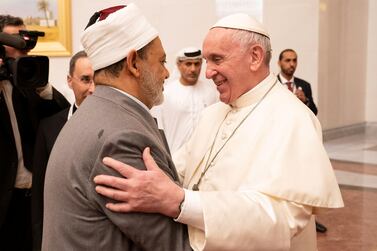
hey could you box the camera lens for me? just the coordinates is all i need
[12,56,49,88]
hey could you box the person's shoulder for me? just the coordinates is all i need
[40,107,69,125]
[197,79,219,97]
[197,79,215,90]
[270,84,310,113]
[42,106,71,121]
[164,79,180,90]
[51,86,70,106]
[201,100,226,116]
[294,77,311,86]
[159,79,179,98]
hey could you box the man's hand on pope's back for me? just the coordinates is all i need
[94,147,184,218]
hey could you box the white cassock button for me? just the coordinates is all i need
[221,133,227,139]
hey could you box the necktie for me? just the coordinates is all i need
[286,81,293,92]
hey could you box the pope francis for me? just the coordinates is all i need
[94,12,344,251]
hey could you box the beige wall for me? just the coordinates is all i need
[45,0,375,128]
[366,0,377,122]
[264,0,319,103]
[48,0,217,103]
[318,0,368,129]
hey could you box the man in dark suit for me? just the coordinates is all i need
[31,50,94,250]
[277,48,318,115]
[0,15,70,251]
[42,4,191,251]
[278,48,327,233]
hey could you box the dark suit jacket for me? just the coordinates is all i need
[277,75,318,115]
[43,85,192,251]
[0,83,70,227]
[31,107,70,251]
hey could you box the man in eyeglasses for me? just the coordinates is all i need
[31,50,94,250]
[66,50,95,110]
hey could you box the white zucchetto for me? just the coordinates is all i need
[212,13,270,38]
[81,3,158,71]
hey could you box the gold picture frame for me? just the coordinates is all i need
[1,0,72,56]
[28,0,72,56]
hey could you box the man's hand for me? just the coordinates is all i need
[35,82,53,99]
[94,147,184,218]
[295,88,307,103]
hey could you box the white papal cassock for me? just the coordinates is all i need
[173,73,344,251]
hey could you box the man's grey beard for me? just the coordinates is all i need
[140,69,164,107]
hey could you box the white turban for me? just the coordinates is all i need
[212,13,270,38]
[176,46,202,61]
[81,3,158,71]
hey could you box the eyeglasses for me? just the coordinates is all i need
[70,75,94,85]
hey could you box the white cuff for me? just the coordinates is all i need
[36,82,53,100]
[174,189,204,231]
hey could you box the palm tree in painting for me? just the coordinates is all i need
[37,0,51,27]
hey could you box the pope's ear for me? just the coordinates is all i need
[249,45,264,72]
[127,49,140,77]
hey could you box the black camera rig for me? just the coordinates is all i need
[0,30,49,88]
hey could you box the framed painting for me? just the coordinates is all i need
[1,0,72,56]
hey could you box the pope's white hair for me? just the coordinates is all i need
[229,29,272,66]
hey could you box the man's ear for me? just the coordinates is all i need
[127,49,140,77]
[249,45,264,72]
[67,75,73,90]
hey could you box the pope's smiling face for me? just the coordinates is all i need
[203,28,254,104]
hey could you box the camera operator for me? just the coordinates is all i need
[0,14,70,251]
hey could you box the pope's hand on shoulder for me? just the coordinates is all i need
[94,147,184,218]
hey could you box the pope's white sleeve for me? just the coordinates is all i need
[176,189,313,250]
[175,189,204,230]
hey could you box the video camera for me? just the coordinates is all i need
[0,30,49,88]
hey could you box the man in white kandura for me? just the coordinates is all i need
[94,13,344,251]
[152,47,218,153]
